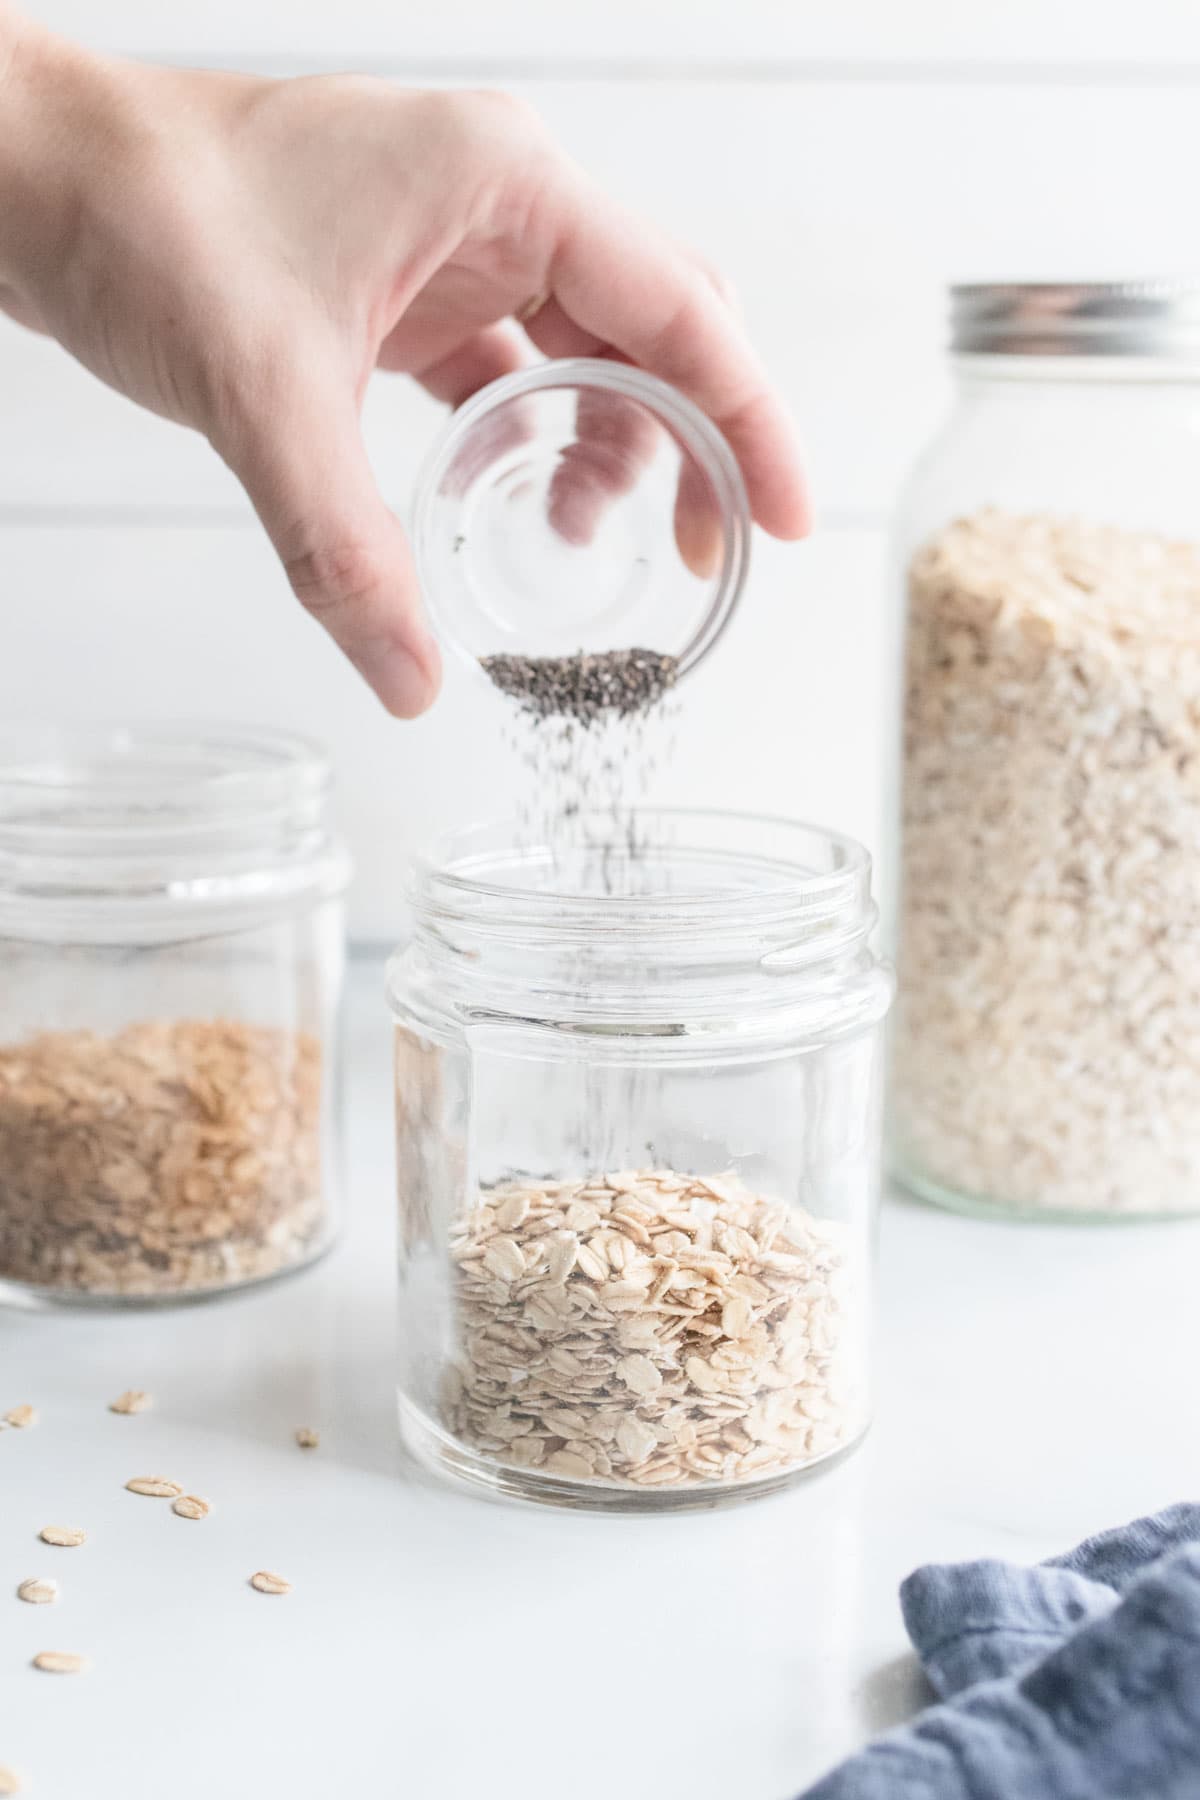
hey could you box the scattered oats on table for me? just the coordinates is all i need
[32,1651,87,1674]
[16,1578,57,1605]
[171,1495,210,1520]
[442,1167,863,1491]
[109,1389,152,1415]
[4,1405,35,1428]
[0,1020,324,1297]
[250,1570,291,1596]
[125,1476,183,1499]
[39,1526,85,1548]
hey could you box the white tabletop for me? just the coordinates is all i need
[3,960,1200,1800]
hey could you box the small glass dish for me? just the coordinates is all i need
[413,359,751,682]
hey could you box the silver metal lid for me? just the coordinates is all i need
[950,281,1200,359]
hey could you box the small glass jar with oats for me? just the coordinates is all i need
[0,725,349,1307]
[388,810,893,1512]
[892,281,1200,1221]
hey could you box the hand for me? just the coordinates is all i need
[0,17,809,715]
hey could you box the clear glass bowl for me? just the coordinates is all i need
[413,359,751,681]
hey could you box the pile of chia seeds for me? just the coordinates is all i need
[480,649,678,723]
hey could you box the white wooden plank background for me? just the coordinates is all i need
[22,0,1200,69]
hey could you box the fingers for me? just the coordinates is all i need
[520,296,605,362]
[219,363,441,718]
[544,180,810,540]
[547,385,660,547]
[386,321,530,405]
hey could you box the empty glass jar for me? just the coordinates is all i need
[388,810,893,1511]
[0,724,349,1306]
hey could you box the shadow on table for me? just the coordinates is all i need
[853,1651,935,1736]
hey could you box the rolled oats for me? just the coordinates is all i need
[171,1495,210,1520]
[125,1477,183,1499]
[250,1570,291,1595]
[17,1578,57,1605]
[442,1169,863,1491]
[0,1021,325,1296]
[32,1652,87,1674]
[294,1427,319,1449]
[0,1765,20,1794]
[39,1527,85,1548]
[896,510,1200,1215]
[4,1405,35,1429]
[109,1390,152,1415]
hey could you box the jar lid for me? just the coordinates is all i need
[412,360,751,684]
[950,280,1200,359]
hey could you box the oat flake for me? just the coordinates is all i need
[17,1578,57,1605]
[172,1495,210,1520]
[109,1390,152,1415]
[250,1570,291,1595]
[32,1651,87,1674]
[4,1405,35,1429]
[125,1476,183,1499]
[39,1526,85,1548]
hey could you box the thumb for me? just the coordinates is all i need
[221,373,441,718]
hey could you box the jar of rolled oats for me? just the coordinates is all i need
[388,809,892,1511]
[0,724,349,1306]
[892,281,1200,1220]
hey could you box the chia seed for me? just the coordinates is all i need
[480,648,679,724]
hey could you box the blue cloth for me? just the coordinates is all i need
[803,1504,1200,1799]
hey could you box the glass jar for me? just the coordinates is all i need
[891,281,1200,1220]
[0,724,350,1306]
[388,809,893,1512]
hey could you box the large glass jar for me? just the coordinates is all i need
[388,810,893,1512]
[891,281,1200,1220]
[0,724,350,1306]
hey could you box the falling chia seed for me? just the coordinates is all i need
[480,648,679,724]
[480,647,684,1171]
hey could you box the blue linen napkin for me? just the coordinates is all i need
[803,1504,1200,1799]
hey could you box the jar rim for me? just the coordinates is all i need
[390,809,889,1049]
[407,807,872,935]
[0,722,330,835]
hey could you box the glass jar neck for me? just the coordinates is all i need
[389,813,892,1053]
[0,725,350,940]
[952,354,1200,394]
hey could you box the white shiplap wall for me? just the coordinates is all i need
[4,5,1200,938]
